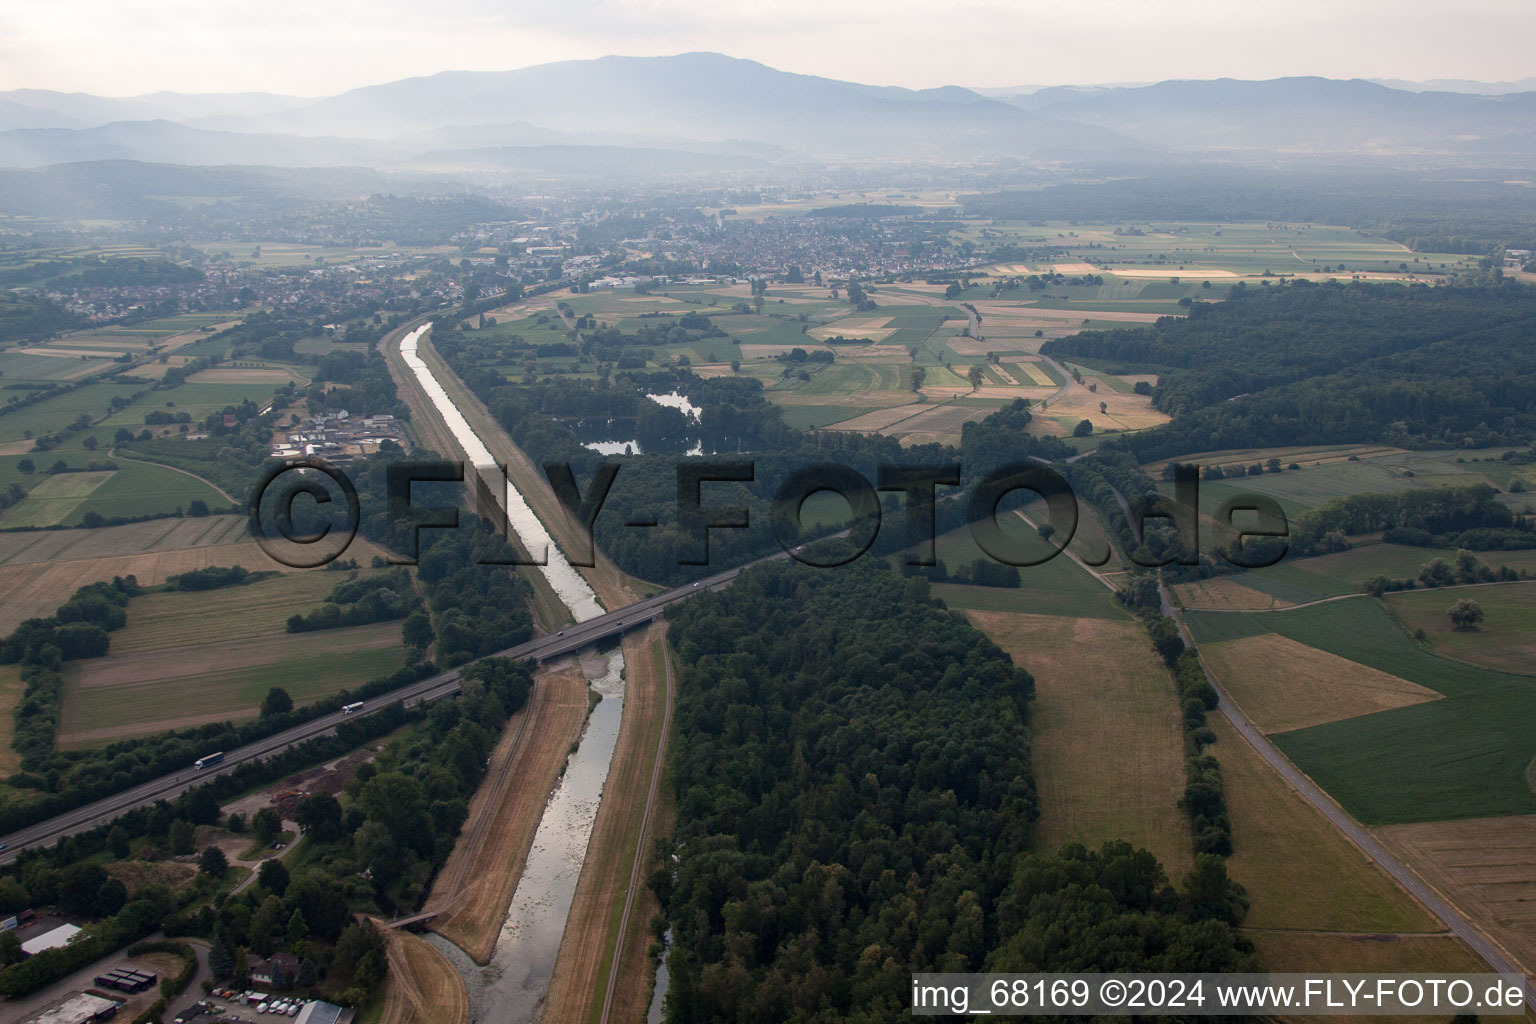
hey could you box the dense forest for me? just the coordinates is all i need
[658,558,1253,1021]
[1045,281,1536,460]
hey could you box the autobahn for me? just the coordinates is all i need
[0,559,759,864]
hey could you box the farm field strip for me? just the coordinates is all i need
[1375,814,1536,975]
[0,470,115,527]
[968,610,1192,876]
[59,622,405,744]
[1200,633,1441,734]
[107,569,391,653]
[1210,713,1443,933]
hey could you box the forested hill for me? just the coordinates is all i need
[1044,281,1536,461]
[658,559,1254,1020]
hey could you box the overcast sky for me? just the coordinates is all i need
[1,0,1531,96]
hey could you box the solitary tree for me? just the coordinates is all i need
[1073,419,1094,437]
[1448,599,1484,630]
[199,845,229,878]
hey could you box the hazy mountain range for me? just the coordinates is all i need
[1,53,1532,172]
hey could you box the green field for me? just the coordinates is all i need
[64,461,228,523]
[59,568,409,744]
[1168,450,1518,518]
[1214,543,1536,607]
[60,629,405,745]
[0,379,137,443]
[772,403,870,431]
[1188,596,1536,822]
[913,522,1127,619]
[0,351,112,382]
[8,370,301,457]
[0,471,114,527]
[1384,582,1536,674]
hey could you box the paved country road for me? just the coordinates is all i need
[1156,581,1535,1005]
[1023,462,1535,1004]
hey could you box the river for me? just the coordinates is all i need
[400,322,651,1021]
[399,322,603,620]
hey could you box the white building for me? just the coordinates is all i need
[21,923,82,956]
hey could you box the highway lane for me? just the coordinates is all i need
[0,560,754,863]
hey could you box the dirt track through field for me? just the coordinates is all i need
[544,624,673,1024]
[426,659,591,964]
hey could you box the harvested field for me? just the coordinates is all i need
[1375,814,1536,974]
[975,303,1171,324]
[545,624,672,1024]
[1249,931,1486,1017]
[1211,715,1441,933]
[0,541,292,638]
[185,366,304,384]
[823,402,931,432]
[382,926,470,1024]
[157,319,241,352]
[0,522,387,639]
[1111,267,1239,278]
[1201,633,1441,733]
[886,402,1000,445]
[426,659,591,963]
[967,611,1192,875]
[0,515,249,565]
[807,318,895,342]
[1172,577,1289,611]
[1014,361,1055,386]
[771,389,909,410]
[1025,382,1169,433]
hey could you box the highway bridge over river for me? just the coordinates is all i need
[0,560,758,864]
